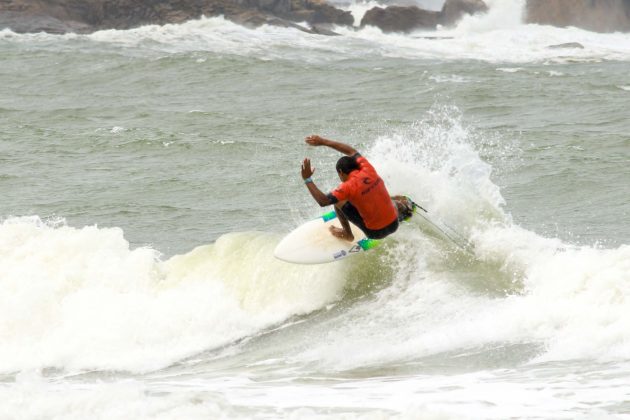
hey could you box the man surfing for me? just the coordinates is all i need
[301,135,414,241]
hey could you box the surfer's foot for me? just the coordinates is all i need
[329,226,354,241]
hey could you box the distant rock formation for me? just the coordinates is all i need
[440,0,488,26]
[360,6,441,33]
[526,0,630,33]
[0,0,353,35]
[360,0,487,33]
[547,42,585,49]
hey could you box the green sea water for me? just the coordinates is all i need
[2,43,628,253]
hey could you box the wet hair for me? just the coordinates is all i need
[336,155,360,174]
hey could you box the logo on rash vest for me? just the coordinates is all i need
[349,245,362,253]
[333,250,347,259]
[361,177,382,195]
[362,178,372,185]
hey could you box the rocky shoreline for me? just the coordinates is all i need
[0,0,629,36]
[0,0,486,35]
[360,0,487,33]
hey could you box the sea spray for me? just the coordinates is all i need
[368,105,509,236]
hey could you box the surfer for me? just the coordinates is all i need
[301,135,414,241]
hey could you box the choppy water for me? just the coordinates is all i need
[1,1,629,418]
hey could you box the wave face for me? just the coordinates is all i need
[0,218,350,372]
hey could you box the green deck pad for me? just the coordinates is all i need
[358,238,380,251]
[322,211,337,222]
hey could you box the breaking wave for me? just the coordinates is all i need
[1,106,627,376]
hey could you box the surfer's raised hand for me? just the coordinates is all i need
[305,135,357,156]
[305,135,326,146]
[301,158,315,179]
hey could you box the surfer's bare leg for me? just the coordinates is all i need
[330,204,354,241]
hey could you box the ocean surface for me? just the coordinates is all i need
[1,0,629,418]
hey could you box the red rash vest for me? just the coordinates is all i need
[328,154,397,230]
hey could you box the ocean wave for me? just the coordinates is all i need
[1,105,628,375]
[0,217,348,373]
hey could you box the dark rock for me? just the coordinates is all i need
[360,0,488,33]
[440,0,488,26]
[288,10,316,22]
[360,6,440,33]
[547,42,585,49]
[229,10,276,28]
[421,36,455,40]
[526,0,630,33]
[0,0,353,35]
[309,23,341,35]
[0,10,91,34]
[285,0,353,26]
[229,10,318,34]
[258,0,292,15]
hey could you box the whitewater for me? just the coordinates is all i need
[1,0,629,418]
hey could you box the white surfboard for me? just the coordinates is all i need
[273,210,380,265]
[274,200,471,265]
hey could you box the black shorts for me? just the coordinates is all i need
[338,202,399,240]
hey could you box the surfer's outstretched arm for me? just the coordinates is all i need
[301,158,332,207]
[305,135,357,156]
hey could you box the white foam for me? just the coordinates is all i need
[0,217,348,373]
[452,0,526,33]
[0,370,466,420]
[0,372,230,420]
[496,67,524,73]
[344,0,381,26]
[472,225,630,362]
[429,74,469,83]
[110,126,126,133]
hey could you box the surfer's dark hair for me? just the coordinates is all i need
[336,156,359,174]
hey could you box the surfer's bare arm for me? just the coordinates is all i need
[305,135,357,156]
[302,158,332,207]
[306,182,331,207]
